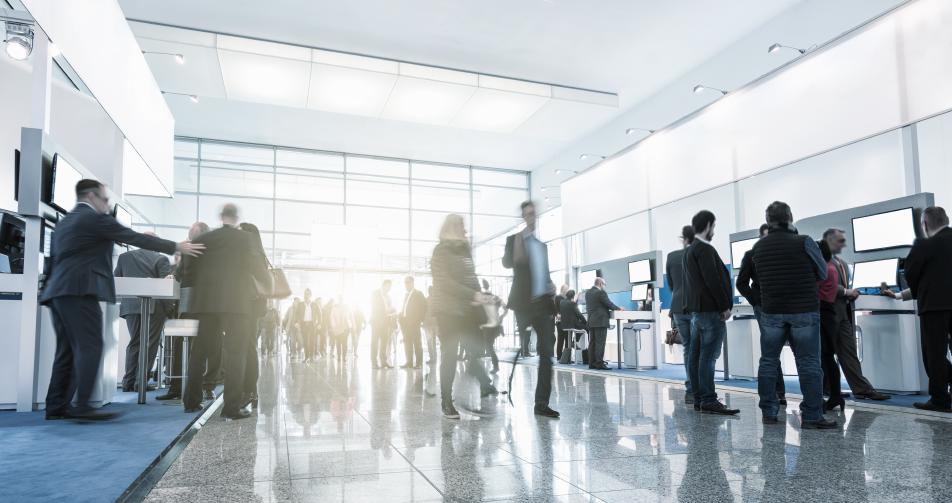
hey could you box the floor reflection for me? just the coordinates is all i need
[146,354,952,502]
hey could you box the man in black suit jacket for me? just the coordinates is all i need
[559,290,587,361]
[370,279,396,368]
[41,180,201,421]
[503,200,559,418]
[292,289,322,360]
[683,210,737,415]
[399,276,427,368]
[904,207,952,412]
[114,240,173,392]
[178,203,270,419]
[584,277,621,370]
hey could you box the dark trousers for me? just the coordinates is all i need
[516,312,532,356]
[300,321,317,358]
[555,322,567,359]
[203,329,223,392]
[589,327,608,366]
[436,314,492,406]
[121,311,166,389]
[520,300,555,407]
[166,335,183,395]
[401,322,423,367]
[371,322,392,367]
[46,296,103,413]
[921,311,952,407]
[482,327,500,370]
[244,322,259,396]
[184,314,253,414]
[820,302,842,402]
[832,300,876,394]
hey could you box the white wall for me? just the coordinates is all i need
[563,0,952,238]
[917,111,952,210]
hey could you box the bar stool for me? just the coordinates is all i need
[160,319,199,395]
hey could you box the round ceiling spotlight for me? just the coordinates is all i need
[4,22,34,61]
[693,84,728,96]
[768,43,806,55]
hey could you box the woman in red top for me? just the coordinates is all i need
[817,239,844,411]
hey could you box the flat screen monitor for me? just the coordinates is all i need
[631,283,649,301]
[579,269,598,290]
[851,208,917,252]
[730,237,758,269]
[114,204,132,228]
[851,258,899,290]
[627,259,652,283]
[51,154,83,213]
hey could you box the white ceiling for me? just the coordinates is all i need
[120,0,805,170]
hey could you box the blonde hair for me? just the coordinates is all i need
[438,214,467,242]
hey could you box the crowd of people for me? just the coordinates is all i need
[40,178,952,427]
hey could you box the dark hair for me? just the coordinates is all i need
[566,289,576,300]
[817,239,832,263]
[75,179,103,198]
[765,201,793,226]
[759,223,769,236]
[520,200,535,212]
[238,222,266,254]
[691,210,716,234]
[924,206,950,230]
[822,228,845,240]
[680,225,695,243]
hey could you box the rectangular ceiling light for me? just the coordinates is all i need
[381,76,476,125]
[453,88,549,133]
[307,63,397,116]
[218,49,311,108]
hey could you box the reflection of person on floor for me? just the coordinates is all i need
[678,415,733,502]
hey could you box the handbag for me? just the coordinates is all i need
[665,326,683,345]
[254,263,292,300]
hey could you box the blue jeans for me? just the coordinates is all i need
[754,307,786,397]
[690,312,726,406]
[673,313,695,395]
[758,311,823,420]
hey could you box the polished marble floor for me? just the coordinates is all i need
[146,354,952,502]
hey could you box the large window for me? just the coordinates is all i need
[129,137,529,273]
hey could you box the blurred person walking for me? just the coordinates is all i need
[371,280,397,368]
[400,276,427,369]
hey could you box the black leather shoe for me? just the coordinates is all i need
[45,410,68,420]
[684,393,695,405]
[156,392,181,401]
[778,395,788,405]
[914,401,952,413]
[66,407,117,421]
[824,397,846,412]
[700,401,740,415]
[221,409,252,420]
[534,406,560,418]
[762,416,779,424]
[856,391,890,401]
[693,404,701,411]
[184,406,203,413]
[802,418,838,429]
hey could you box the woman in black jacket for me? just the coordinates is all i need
[429,214,497,419]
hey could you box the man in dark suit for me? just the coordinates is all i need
[41,179,201,421]
[293,289,321,361]
[371,279,396,368]
[399,276,427,368]
[584,277,620,370]
[904,207,952,412]
[554,284,569,360]
[666,225,695,402]
[683,210,738,415]
[503,200,559,418]
[178,203,270,420]
[558,290,587,361]
[114,237,173,393]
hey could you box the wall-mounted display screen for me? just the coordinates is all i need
[851,208,917,252]
[51,154,83,213]
[579,269,598,290]
[627,259,652,283]
[730,237,758,269]
[631,283,649,301]
[851,258,899,289]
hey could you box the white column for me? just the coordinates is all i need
[901,124,922,196]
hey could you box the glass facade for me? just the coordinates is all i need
[128,137,530,273]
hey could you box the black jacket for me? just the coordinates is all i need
[683,239,732,314]
[430,240,481,318]
[400,289,428,326]
[178,225,270,315]
[585,287,620,328]
[665,247,690,315]
[905,227,952,314]
[41,204,177,305]
[750,227,825,315]
[293,300,323,326]
[503,232,557,315]
[114,248,173,316]
[735,250,761,307]
[559,298,587,331]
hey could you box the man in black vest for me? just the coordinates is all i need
[683,211,737,415]
[750,201,835,429]
[42,179,203,421]
[503,200,559,418]
[904,207,952,412]
[666,225,695,403]
[585,277,620,370]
